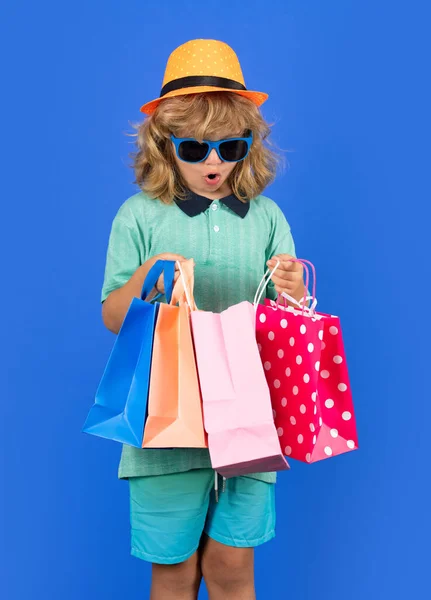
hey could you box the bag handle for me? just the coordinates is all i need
[171,260,197,310]
[254,258,317,315]
[280,259,317,313]
[254,259,311,310]
[140,260,176,303]
[253,260,282,307]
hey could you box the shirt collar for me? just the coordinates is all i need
[174,190,250,218]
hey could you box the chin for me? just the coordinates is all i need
[213,179,229,192]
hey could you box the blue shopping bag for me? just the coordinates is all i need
[83,260,176,446]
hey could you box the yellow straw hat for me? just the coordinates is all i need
[140,39,268,115]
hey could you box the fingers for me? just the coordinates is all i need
[270,272,299,287]
[268,263,302,282]
[155,274,163,294]
[272,253,296,263]
[154,254,193,293]
[158,253,191,273]
[156,268,181,293]
[160,252,187,261]
[267,259,298,272]
[267,256,303,277]
[267,255,304,298]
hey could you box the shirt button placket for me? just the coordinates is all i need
[211,202,220,234]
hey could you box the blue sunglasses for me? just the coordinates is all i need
[170,132,253,163]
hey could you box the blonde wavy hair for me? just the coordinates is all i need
[131,92,280,203]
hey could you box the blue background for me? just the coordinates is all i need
[1,1,429,598]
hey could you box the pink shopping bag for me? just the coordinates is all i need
[255,260,359,463]
[191,300,289,478]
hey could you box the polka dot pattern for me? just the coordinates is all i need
[163,40,245,88]
[255,302,357,464]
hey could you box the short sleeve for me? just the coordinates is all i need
[265,204,297,301]
[101,215,143,302]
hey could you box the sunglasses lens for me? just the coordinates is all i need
[219,140,249,162]
[178,141,209,162]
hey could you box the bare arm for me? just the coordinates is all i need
[102,253,185,334]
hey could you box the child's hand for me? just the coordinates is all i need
[266,254,305,302]
[152,253,187,295]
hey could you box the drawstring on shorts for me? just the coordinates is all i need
[214,471,227,503]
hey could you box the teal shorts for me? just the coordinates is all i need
[129,469,276,564]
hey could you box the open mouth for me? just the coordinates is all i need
[204,173,221,186]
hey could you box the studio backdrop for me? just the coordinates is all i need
[0,1,429,599]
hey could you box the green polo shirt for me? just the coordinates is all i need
[101,191,297,483]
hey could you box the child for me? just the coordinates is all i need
[101,39,305,600]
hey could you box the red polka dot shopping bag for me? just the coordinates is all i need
[255,259,359,463]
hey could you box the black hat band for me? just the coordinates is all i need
[160,75,247,97]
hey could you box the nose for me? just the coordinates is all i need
[205,148,222,165]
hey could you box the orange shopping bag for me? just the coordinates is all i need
[142,259,207,448]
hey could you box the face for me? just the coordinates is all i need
[172,132,242,200]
